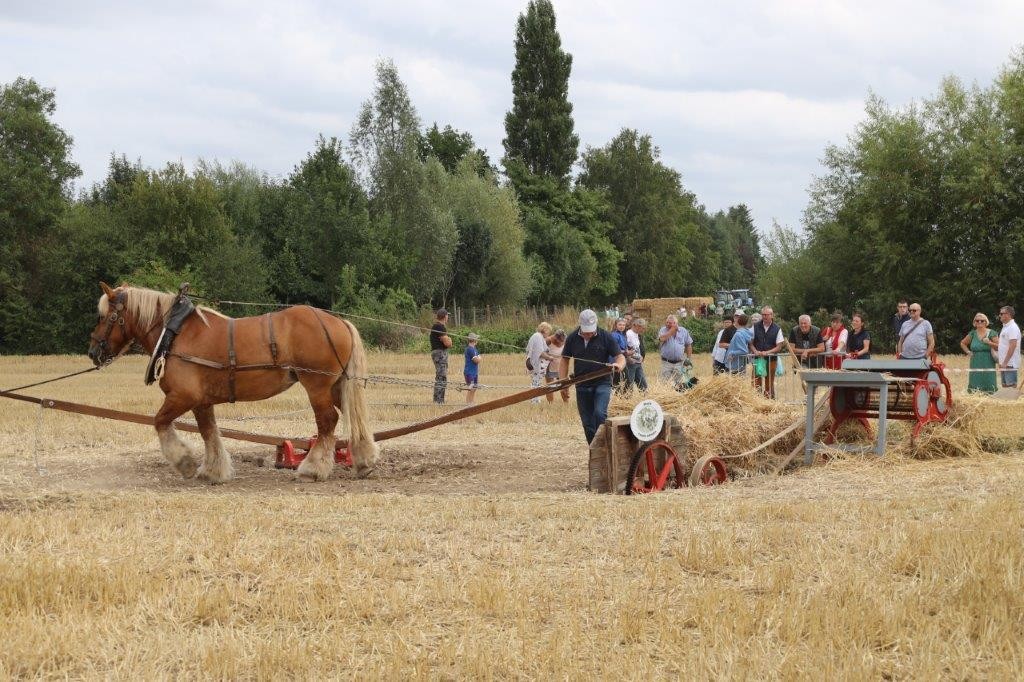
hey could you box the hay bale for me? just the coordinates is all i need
[952,394,1024,438]
[630,296,714,325]
[609,374,784,419]
[887,393,1024,459]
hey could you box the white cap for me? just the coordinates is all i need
[579,309,598,333]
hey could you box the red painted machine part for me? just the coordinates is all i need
[627,440,685,494]
[275,437,352,470]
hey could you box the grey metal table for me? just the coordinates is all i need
[800,370,891,464]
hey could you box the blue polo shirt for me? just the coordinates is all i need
[657,325,694,362]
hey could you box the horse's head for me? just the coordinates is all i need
[88,282,134,366]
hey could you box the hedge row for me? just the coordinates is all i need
[368,317,741,355]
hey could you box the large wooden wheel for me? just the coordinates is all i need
[624,440,685,494]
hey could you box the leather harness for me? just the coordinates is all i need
[145,292,197,385]
[163,304,349,403]
[97,285,350,403]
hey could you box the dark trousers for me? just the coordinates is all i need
[576,383,612,444]
[625,363,648,391]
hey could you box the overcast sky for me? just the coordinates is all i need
[3,0,1023,232]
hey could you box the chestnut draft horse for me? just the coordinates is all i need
[87,283,378,483]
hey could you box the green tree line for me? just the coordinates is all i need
[757,48,1024,352]
[1,0,761,354]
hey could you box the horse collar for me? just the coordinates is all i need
[144,294,197,385]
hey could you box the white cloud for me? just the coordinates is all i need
[1,0,1022,231]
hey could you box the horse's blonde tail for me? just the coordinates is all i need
[339,319,378,477]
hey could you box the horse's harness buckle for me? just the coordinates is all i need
[153,355,167,381]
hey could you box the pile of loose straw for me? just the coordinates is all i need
[891,398,987,460]
[609,374,805,475]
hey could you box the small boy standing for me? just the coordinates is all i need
[464,332,481,405]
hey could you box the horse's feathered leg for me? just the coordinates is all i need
[193,405,233,484]
[296,379,339,482]
[154,396,199,478]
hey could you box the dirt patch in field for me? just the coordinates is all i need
[2,431,590,497]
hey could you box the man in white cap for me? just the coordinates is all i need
[559,309,626,444]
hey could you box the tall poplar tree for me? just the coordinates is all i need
[350,60,459,304]
[502,0,578,185]
[726,204,762,282]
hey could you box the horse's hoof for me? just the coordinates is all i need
[296,472,319,483]
[196,466,232,485]
[176,458,199,479]
[355,465,376,479]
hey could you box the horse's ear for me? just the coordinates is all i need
[100,281,115,298]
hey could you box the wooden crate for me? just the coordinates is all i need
[588,415,687,493]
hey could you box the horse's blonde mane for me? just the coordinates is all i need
[98,286,226,330]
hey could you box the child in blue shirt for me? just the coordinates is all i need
[726,314,754,374]
[464,332,481,405]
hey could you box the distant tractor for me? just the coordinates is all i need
[714,288,755,312]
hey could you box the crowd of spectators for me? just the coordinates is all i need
[434,299,1019,445]
[707,299,1019,396]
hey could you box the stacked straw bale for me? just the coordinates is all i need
[630,296,715,324]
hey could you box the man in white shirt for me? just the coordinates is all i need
[997,305,1020,389]
[624,318,648,391]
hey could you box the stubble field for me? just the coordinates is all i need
[1,352,1022,678]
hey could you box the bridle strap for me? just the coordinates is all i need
[90,290,128,352]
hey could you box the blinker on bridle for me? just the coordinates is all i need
[90,290,127,360]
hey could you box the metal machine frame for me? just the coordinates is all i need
[801,359,953,465]
[802,371,891,463]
